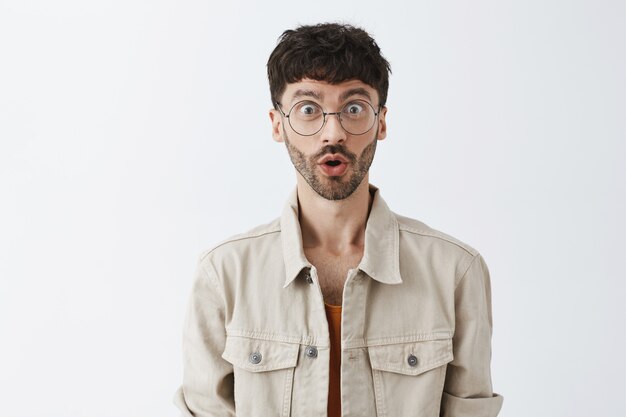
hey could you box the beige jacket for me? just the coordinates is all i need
[174,183,504,417]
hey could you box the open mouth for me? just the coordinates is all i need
[318,153,349,176]
[319,159,348,176]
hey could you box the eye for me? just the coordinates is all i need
[294,101,321,117]
[301,105,315,115]
[344,102,364,115]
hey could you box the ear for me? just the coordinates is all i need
[269,109,284,143]
[377,106,388,140]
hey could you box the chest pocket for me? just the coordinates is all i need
[368,337,454,417]
[221,335,299,417]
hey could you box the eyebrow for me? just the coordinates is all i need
[290,89,323,103]
[339,87,372,103]
[289,87,373,105]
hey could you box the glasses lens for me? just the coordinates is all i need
[289,101,325,136]
[287,100,377,136]
[340,100,376,135]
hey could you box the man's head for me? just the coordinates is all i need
[267,23,391,111]
[267,23,391,201]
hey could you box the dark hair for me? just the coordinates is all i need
[267,23,391,109]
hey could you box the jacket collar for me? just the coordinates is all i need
[281,183,402,288]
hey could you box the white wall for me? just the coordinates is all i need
[1,1,624,416]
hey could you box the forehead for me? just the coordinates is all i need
[281,79,379,106]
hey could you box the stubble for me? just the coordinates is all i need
[283,130,377,201]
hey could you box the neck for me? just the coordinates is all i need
[296,175,373,256]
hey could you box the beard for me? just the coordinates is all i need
[283,129,377,201]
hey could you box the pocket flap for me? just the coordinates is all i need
[368,338,453,376]
[221,336,300,372]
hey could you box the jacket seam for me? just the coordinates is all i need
[225,330,456,348]
[226,329,326,347]
[341,331,454,349]
[199,227,281,260]
[199,257,227,306]
[397,226,476,257]
[455,252,480,290]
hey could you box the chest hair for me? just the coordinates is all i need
[305,251,361,306]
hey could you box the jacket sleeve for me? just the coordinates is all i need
[173,256,236,417]
[441,253,504,417]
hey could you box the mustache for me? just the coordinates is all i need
[315,145,356,163]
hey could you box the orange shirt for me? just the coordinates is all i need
[325,302,342,417]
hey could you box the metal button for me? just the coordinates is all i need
[407,354,418,367]
[249,351,262,364]
[305,346,318,358]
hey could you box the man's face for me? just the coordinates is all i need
[269,79,387,201]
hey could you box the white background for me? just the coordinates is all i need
[1,1,625,416]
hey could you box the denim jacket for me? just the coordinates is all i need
[174,183,504,416]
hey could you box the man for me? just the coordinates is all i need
[174,23,503,417]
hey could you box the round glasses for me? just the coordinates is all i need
[276,99,380,136]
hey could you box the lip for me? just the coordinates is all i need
[317,154,349,164]
[319,161,349,176]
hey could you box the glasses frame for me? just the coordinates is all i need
[275,99,381,136]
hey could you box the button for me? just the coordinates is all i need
[407,354,418,367]
[303,269,314,284]
[305,346,318,358]
[249,351,262,364]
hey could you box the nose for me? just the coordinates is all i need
[319,113,346,144]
